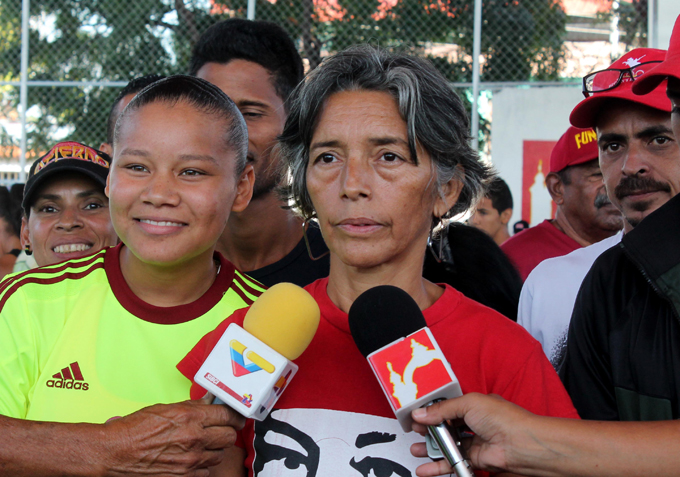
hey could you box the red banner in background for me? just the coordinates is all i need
[522,140,558,225]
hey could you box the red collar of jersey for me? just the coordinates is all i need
[104,243,236,324]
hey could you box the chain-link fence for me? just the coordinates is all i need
[0,0,651,184]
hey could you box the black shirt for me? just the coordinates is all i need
[245,222,330,288]
[560,193,680,421]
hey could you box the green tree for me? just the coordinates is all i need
[0,0,224,156]
[596,0,648,50]
[247,0,566,146]
[0,0,567,155]
[248,0,566,81]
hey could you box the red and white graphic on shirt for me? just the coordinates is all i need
[368,329,451,410]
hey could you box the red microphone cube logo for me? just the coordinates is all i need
[368,329,452,410]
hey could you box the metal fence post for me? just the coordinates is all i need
[19,0,30,182]
[647,0,658,48]
[0,0,650,181]
[471,0,483,152]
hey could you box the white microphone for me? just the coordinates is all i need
[194,282,320,420]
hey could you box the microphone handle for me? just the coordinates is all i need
[427,422,474,477]
[212,396,225,405]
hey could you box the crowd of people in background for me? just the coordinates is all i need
[0,11,679,477]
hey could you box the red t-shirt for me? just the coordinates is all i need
[178,278,578,477]
[501,220,581,281]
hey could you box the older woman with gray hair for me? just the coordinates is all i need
[180,45,578,477]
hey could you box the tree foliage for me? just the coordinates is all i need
[1,0,217,154]
[596,0,648,50]
[0,0,567,154]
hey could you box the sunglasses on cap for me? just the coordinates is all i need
[582,60,663,98]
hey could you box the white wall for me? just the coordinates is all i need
[658,0,679,48]
[490,86,583,229]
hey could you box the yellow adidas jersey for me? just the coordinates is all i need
[0,244,264,424]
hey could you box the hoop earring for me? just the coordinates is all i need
[302,218,330,261]
[427,229,443,264]
[24,245,32,256]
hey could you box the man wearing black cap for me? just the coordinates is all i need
[19,141,118,268]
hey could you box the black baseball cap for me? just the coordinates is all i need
[22,141,111,214]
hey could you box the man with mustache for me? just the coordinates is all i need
[501,126,622,281]
[407,17,680,477]
[559,46,680,421]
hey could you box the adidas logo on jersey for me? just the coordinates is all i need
[46,361,89,391]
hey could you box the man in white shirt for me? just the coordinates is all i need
[518,231,622,368]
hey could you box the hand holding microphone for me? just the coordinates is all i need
[194,282,320,420]
[409,394,529,476]
[348,285,474,477]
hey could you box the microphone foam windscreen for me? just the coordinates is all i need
[243,282,320,360]
[348,285,427,358]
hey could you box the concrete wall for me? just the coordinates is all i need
[658,0,679,48]
[490,86,583,231]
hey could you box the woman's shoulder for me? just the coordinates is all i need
[429,285,537,347]
[304,277,329,296]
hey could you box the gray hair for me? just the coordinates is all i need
[279,45,492,222]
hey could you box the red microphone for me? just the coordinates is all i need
[349,285,473,477]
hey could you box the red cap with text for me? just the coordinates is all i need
[550,126,599,173]
[633,16,680,95]
[570,48,671,128]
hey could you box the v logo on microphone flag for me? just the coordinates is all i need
[230,339,275,377]
[368,329,451,409]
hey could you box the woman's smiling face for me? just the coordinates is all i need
[23,173,118,266]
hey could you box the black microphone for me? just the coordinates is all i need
[349,285,474,477]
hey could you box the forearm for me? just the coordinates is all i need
[509,416,680,477]
[0,415,108,476]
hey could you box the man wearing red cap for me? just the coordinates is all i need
[404,23,680,477]
[560,45,680,421]
[501,126,622,281]
[522,43,679,373]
